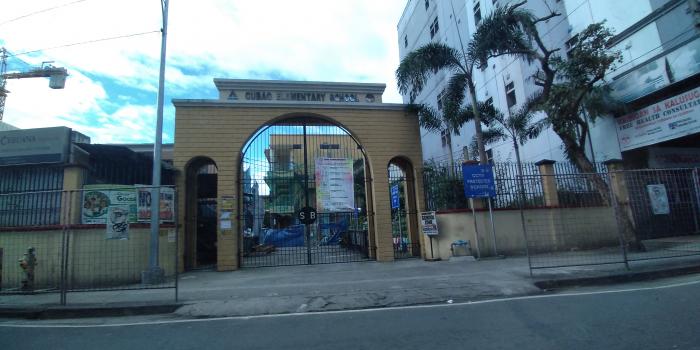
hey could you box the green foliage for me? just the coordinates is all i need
[469,2,537,68]
[406,103,443,132]
[422,160,468,211]
[471,2,623,170]
[396,40,489,162]
[396,42,466,103]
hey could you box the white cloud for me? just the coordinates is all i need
[1,0,407,143]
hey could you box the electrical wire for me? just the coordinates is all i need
[7,30,161,57]
[0,0,89,27]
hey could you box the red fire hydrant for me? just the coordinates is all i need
[18,247,36,291]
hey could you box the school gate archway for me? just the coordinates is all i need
[173,79,425,271]
[240,117,370,267]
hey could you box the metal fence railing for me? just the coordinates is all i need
[422,161,604,211]
[522,169,700,272]
[624,168,700,262]
[0,186,178,305]
[422,161,700,273]
[524,172,627,270]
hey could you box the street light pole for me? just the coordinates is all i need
[143,0,169,284]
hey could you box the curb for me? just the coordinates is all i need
[534,264,700,290]
[0,302,183,319]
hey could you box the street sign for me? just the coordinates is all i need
[391,184,400,209]
[420,211,439,236]
[462,164,496,198]
[297,206,317,224]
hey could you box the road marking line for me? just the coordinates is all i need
[2,277,699,328]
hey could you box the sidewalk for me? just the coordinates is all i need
[2,255,700,319]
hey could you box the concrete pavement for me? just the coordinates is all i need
[2,275,699,350]
[2,255,700,319]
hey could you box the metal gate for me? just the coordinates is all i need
[239,117,373,267]
[389,163,420,259]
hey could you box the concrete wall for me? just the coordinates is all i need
[427,206,620,260]
[173,103,424,270]
[0,226,177,290]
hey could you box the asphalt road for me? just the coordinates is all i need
[1,277,699,350]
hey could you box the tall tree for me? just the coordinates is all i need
[472,2,622,177]
[396,42,489,164]
[470,100,548,169]
[471,2,636,245]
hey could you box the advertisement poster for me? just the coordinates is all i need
[315,158,355,212]
[646,184,670,215]
[106,205,130,240]
[82,185,137,224]
[136,186,175,223]
[616,87,700,151]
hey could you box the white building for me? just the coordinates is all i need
[397,0,700,168]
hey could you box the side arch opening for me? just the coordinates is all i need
[388,157,421,259]
[184,157,218,269]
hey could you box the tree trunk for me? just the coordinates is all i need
[559,134,638,248]
[467,81,488,165]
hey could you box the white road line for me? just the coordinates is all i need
[2,277,699,328]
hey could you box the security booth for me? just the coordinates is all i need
[173,79,425,271]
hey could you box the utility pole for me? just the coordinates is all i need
[143,0,169,285]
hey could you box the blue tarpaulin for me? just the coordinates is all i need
[261,224,305,247]
[260,220,350,247]
[319,220,348,244]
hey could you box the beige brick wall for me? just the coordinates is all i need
[0,227,177,289]
[173,104,423,270]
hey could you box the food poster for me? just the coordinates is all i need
[82,185,137,224]
[136,186,175,223]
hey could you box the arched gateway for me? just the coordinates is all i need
[173,79,425,271]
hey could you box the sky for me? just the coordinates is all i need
[0,0,407,144]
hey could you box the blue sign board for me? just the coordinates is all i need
[391,184,400,209]
[462,164,496,198]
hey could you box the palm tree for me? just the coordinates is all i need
[470,99,547,169]
[469,2,637,247]
[396,42,489,165]
[462,99,546,205]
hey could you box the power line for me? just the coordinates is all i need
[7,30,160,57]
[0,0,89,27]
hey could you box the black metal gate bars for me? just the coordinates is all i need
[239,118,373,267]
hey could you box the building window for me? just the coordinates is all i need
[441,129,451,147]
[437,89,445,110]
[565,34,578,56]
[320,144,340,150]
[429,17,439,39]
[505,81,517,108]
[425,0,429,10]
[473,2,481,24]
[404,34,408,48]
